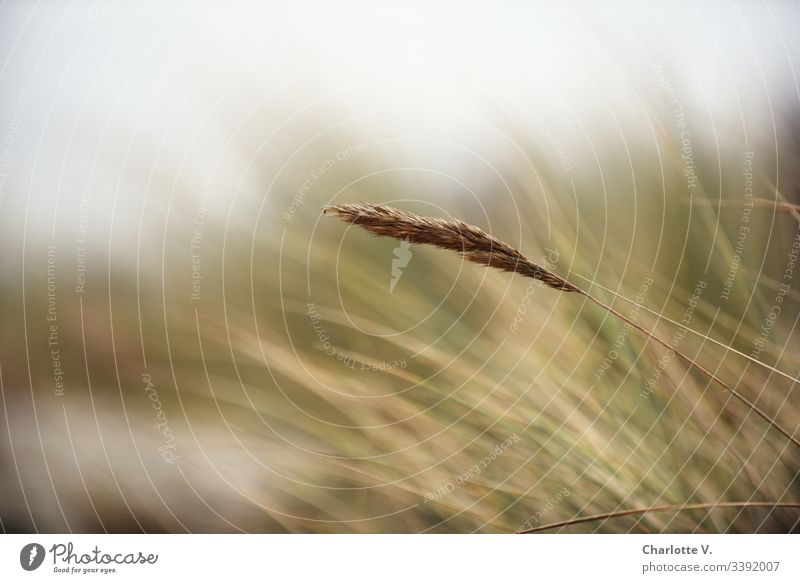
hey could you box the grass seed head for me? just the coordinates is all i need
[324,202,579,292]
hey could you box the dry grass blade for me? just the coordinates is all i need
[324,203,800,451]
[519,501,800,533]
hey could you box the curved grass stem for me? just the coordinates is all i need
[519,501,800,533]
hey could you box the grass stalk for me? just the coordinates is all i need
[519,501,800,533]
[324,202,800,451]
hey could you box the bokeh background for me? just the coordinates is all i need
[1,0,799,532]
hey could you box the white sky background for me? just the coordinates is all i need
[0,0,798,247]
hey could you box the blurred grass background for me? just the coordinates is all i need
[0,0,799,532]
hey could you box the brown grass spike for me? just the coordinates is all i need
[324,203,578,292]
